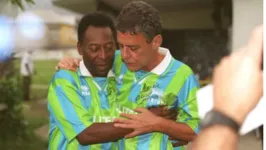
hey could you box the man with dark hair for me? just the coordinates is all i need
[56,1,200,150]
[49,11,174,150]
[48,12,127,150]
[113,1,199,150]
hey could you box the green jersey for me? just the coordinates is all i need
[113,48,200,150]
[48,60,118,150]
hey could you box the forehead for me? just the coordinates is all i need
[84,26,113,43]
[117,31,147,45]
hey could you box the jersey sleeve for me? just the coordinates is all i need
[176,71,200,134]
[48,70,93,142]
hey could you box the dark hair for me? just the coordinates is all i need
[116,1,162,42]
[78,12,117,43]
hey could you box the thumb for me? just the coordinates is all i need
[246,25,263,65]
[74,59,81,67]
[125,130,141,138]
[134,107,148,113]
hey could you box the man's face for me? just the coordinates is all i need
[78,26,115,77]
[117,31,154,71]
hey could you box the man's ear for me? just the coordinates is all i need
[151,34,162,50]
[77,42,83,55]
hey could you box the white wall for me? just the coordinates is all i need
[231,0,263,51]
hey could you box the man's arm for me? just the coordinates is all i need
[76,122,132,145]
[191,125,238,150]
[156,73,199,142]
[48,70,132,145]
[154,118,197,142]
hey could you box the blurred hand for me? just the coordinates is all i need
[55,57,81,72]
[213,25,263,125]
[148,106,177,121]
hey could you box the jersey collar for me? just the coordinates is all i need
[150,47,173,75]
[79,60,114,77]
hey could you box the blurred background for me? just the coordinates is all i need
[0,0,263,149]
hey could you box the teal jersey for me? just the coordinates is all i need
[113,49,200,150]
[48,61,118,150]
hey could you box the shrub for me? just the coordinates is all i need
[0,58,26,142]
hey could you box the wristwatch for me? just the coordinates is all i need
[200,110,240,133]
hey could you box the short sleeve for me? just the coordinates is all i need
[48,70,93,142]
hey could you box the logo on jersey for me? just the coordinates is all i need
[116,104,136,114]
[149,85,165,105]
[136,84,166,106]
[81,85,90,96]
[92,116,116,123]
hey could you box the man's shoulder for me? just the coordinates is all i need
[51,69,79,86]
[54,69,78,77]
[172,59,194,76]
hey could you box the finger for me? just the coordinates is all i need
[58,62,68,70]
[169,112,177,120]
[246,25,263,63]
[134,107,149,113]
[69,66,78,72]
[55,66,60,71]
[169,136,173,140]
[120,113,137,120]
[168,136,180,140]
[125,131,142,138]
[163,105,168,111]
[167,108,177,114]
[74,59,81,66]
[163,108,176,117]
[113,118,133,124]
[172,141,189,147]
[114,123,134,129]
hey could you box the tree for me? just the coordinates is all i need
[8,0,35,10]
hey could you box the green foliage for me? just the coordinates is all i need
[8,0,35,10]
[0,59,26,142]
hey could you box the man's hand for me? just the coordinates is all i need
[168,136,189,147]
[114,108,162,138]
[55,57,81,72]
[213,25,263,125]
[148,106,177,121]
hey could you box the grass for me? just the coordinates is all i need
[32,60,58,85]
[14,59,58,100]
[31,88,48,100]
[14,59,58,85]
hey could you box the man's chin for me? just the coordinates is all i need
[127,66,139,72]
[96,70,110,77]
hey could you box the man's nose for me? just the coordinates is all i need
[121,47,130,59]
[98,49,106,59]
